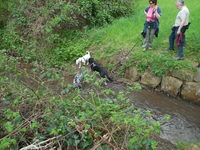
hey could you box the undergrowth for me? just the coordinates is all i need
[0,54,165,149]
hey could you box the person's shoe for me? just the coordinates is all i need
[165,48,174,51]
[173,56,184,60]
[143,48,148,51]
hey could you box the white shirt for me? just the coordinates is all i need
[174,6,190,27]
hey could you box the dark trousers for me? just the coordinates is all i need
[169,27,185,57]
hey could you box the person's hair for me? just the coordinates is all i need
[177,0,184,5]
[149,0,157,5]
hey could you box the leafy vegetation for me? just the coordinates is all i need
[0,56,162,149]
[0,0,199,149]
[0,0,8,28]
[0,0,134,64]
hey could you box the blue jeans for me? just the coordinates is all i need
[169,27,185,57]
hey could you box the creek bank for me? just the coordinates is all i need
[125,66,200,104]
[181,144,200,150]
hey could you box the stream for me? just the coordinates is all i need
[106,82,200,145]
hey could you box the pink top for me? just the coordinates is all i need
[146,7,156,22]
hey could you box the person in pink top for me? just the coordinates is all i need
[142,0,161,51]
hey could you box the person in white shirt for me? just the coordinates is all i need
[166,0,190,60]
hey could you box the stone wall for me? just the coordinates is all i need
[125,66,200,104]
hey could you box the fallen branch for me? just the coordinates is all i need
[20,130,76,150]
[20,135,62,150]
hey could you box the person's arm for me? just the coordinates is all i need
[177,16,186,34]
[144,7,149,16]
[144,10,147,15]
[154,6,161,19]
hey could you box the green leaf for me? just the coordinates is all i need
[5,122,14,132]
[0,138,16,149]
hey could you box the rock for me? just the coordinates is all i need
[171,70,194,82]
[140,72,161,88]
[194,68,200,82]
[181,144,200,150]
[181,82,200,103]
[161,76,183,96]
[116,78,133,85]
[125,66,140,82]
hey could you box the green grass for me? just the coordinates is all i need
[87,0,200,55]
[87,0,157,47]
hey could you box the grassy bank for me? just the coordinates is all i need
[86,0,200,60]
[56,0,199,76]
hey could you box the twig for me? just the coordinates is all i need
[90,128,120,150]
[100,118,119,147]
[90,133,109,150]
[20,135,62,150]
[121,125,130,150]
[0,112,42,141]
[20,131,76,150]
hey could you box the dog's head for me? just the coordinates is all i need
[86,51,90,55]
[88,58,95,64]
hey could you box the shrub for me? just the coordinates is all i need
[0,65,161,149]
[1,0,134,63]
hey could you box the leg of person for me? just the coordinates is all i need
[177,34,185,59]
[177,45,184,59]
[143,27,150,50]
[167,28,177,50]
[149,28,156,49]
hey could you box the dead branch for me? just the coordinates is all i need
[20,135,62,150]
[121,125,130,150]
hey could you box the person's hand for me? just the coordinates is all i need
[177,29,181,35]
[153,6,158,12]
[146,14,151,17]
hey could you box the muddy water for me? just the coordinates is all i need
[107,82,200,144]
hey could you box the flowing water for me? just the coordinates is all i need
[107,82,200,144]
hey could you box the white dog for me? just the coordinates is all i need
[76,51,91,68]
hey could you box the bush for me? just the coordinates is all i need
[0,65,161,149]
[77,0,133,26]
[1,0,134,62]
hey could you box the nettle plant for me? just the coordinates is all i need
[43,73,161,149]
[0,69,161,149]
